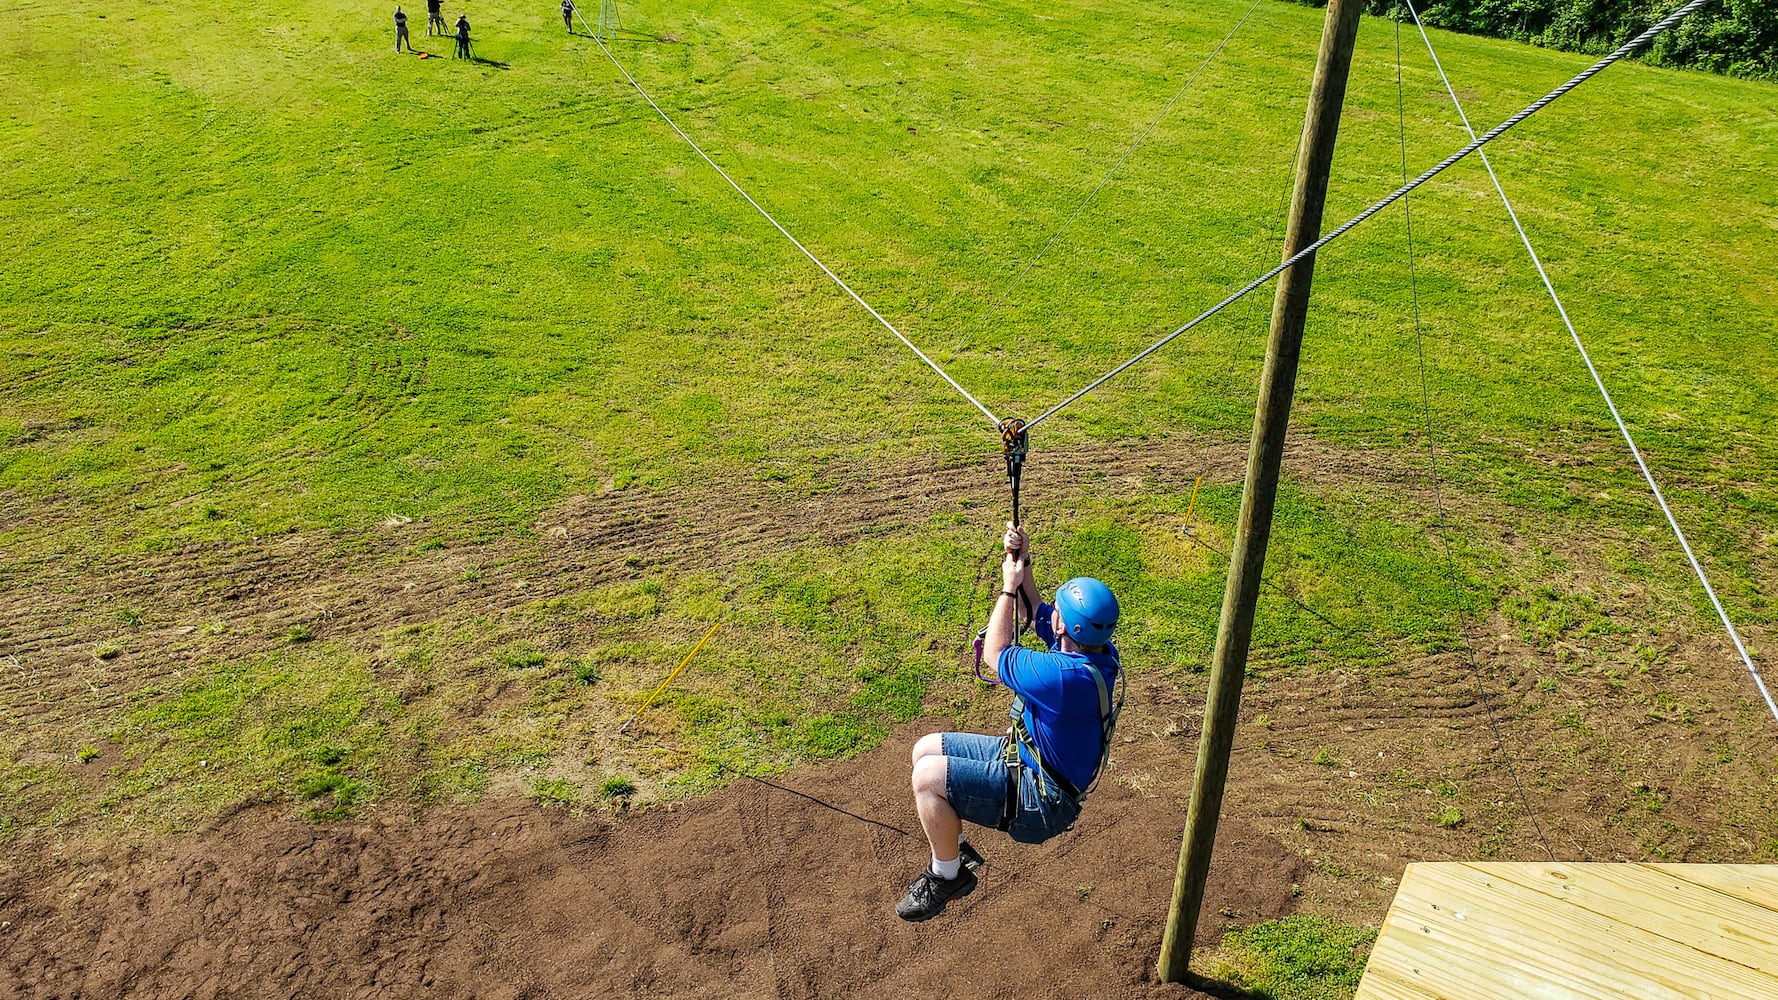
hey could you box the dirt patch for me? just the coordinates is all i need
[6,430,1777,994]
[0,718,1303,1000]
[0,432,1416,736]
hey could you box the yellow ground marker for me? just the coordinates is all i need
[1184,475,1203,521]
[619,622,722,733]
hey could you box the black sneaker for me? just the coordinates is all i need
[895,865,977,922]
[958,840,986,876]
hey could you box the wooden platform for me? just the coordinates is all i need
[1356,862,1778,999]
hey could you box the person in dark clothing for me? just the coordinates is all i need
[393,5,412,52]
[561,0,575,33]
[453,14,470,58]
[426,0,445,36]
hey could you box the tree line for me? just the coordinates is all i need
[1286,0,1775,81]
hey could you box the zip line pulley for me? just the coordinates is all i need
[999,417,1029,536]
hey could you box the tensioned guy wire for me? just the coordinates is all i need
[1402,0,1778,729]
[1024,0,1714,430]
[581,19,1001,428]
[1392,15,1555,859]
[958,0,1267,352]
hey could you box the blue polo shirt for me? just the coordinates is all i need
[997,601,1119,793]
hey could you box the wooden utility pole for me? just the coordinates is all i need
[1157,0,1365,982]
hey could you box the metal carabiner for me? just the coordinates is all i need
[998,416,1029,537]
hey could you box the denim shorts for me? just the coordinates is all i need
[941,732,1080,845]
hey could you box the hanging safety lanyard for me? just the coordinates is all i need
[973,418,1032,683]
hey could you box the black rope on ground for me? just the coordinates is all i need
[1174,528,1358,643]
[1392,12,1554,861]
[729,769,917,838]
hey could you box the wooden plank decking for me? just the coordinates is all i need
[1356,863,1778,999]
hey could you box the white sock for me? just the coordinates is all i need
[931,854,962,880]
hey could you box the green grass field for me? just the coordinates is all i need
[5,0,1776,906]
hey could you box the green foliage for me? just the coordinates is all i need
[499,647,547,669]
[533,777,582,806]
[1210,915,1378,1000]
[76,746,100,764]
[1290,0,1777,81]
[297,771,370,821]
[599,776,636,799]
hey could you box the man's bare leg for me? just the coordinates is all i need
[910,735,960,864]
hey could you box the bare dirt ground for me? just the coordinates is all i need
[5,433,1776,997]
[2,717,1303,1000]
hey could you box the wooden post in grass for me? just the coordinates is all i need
[1156,0,1365,982]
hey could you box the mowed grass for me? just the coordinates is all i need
[4,0,1775,554]
[3,0,1777,841]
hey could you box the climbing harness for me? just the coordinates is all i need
[996,651,1125,831]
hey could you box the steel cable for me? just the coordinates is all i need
[1401,0,1777,729]
[1392,15,1555,859]
[953,0,1267,357]
[579,15,1000,427]
[1025,0,1714,430]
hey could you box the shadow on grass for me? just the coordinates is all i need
[1180,972,1269,1000]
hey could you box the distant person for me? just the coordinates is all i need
[426,0,445,36]
[454,14,470,58]
[561,0,575,33]
[393,5,412,52]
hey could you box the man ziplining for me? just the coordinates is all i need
[899,522,1123,921]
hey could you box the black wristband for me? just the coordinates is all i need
[1000,590,1018,599]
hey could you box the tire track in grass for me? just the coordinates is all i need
[0,436,1433,733]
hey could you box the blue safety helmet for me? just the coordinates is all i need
[1055,577,1118,647]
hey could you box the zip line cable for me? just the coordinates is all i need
[1392,17,1554,859]
[955,0,1266,355]
[1402,0,1778,730]
[579,20,1001,428]
[1023,0,1714,431]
